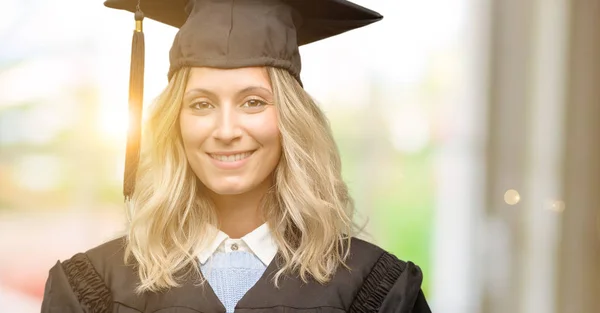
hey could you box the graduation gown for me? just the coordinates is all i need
[41,237,431,313]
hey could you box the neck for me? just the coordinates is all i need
[209,181,271,239]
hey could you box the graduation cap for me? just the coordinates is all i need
[103,0,383,200]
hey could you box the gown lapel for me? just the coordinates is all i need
[143,252,282,313]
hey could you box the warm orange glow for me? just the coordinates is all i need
[97,102,129,141]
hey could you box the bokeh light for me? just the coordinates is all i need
[504,189,521,205]
[546,200,565,213]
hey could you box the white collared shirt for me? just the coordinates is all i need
[198,223,278,266]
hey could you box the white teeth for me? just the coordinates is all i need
[210,151,253,162]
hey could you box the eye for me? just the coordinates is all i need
[189,101,214,110]
[241,99,267,108]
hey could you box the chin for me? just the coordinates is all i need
[204,179,252,196]
[208,185,248,195]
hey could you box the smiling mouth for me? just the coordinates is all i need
[208,151,255,162]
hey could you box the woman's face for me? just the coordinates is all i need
[180,67,281,196]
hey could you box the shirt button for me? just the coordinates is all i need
[231,243,239,251]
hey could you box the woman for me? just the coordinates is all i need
[42,0,431,312]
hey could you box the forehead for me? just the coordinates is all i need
[186,67,272,91]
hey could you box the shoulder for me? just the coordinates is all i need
[42,237,129,312]
[83,236,130,280]
[54,236,133,287]
[42,237,140,313]
[347,237,431,313]
[76,236,140,295]
[348,236,421,281]
[347,236,408,272]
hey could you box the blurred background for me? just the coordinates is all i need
[0,0,598,312]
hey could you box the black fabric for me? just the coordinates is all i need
[166,0,303,81]
[378,261,427,313]
[60,253,113,313]
[42,261,86,313]
[103,0,383,81]
[350,252,403,312]
[103,0,383,45]
[349,253,431,313]
[42,237,431,312]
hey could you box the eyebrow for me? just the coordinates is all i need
[184,86,273,99]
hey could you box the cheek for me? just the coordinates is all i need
[249,111,280,149]
[179,114,207,146]
[257,118,282,171]
[179,114,192,143]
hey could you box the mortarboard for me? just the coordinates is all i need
[103,0,383,199]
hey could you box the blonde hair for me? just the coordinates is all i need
[125,66,359,293]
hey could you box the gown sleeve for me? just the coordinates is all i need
[41,253,112,313]
[350,252,432,313]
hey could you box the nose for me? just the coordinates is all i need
[212,106,242,143]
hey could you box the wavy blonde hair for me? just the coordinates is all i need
[125,66,359,293]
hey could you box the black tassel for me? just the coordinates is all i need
[124,8,145,200]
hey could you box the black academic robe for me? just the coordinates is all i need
[41,237,431,313]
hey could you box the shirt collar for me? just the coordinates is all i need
[198,223,278,266]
